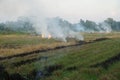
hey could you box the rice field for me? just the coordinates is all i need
[0,32,120,80]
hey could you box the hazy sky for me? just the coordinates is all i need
[0,0,119,23]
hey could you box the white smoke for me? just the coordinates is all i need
[29,17,84,42]
[0,0,84,42]
[0,0,112,42]
[46,17,84,42]
[74,22,112,33]
[97,22,112,33]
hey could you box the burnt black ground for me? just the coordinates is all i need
[0,38,108,61]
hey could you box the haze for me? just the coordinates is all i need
[0,0,119,23]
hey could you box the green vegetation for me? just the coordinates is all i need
[0,33,120,80]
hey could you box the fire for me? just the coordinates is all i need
[41,34,52,39]
[48,34,52,39]
[41,34,45,38]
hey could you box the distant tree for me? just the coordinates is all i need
[80,19,85,25]
[84,20,98,31]
[104,18,118,31]
[0,23,5,31]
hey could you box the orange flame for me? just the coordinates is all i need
[41,34,52,39]
[48,34,52,39]
[41,34,45,38]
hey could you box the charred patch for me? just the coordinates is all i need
[93,38,108,42]
[10,73,26,80]
[27,69,44,80]
[78,41,87,45]
[54,46,66,49]
[27,64,63,79]
[12,56,48,67]
[0,65,9,80]
[90,53,120,69]
[0,38,108,61]
[0,65,26,80]
[65,66,77,71]
[0,43,84,61]
[44,64,63,76]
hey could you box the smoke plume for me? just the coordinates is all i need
[30,17,84,42]
[0,0,84,42]
[0,0,113,42]
[97,22,112,33]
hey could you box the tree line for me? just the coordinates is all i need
[0,17,120,34]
